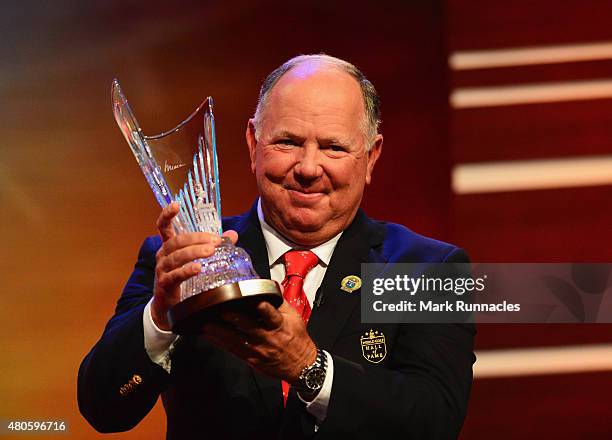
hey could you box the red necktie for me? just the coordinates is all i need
[281,250,318,405]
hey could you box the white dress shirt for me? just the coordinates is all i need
[143,199,341,423]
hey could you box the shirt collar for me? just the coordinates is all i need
[257,198,342,267]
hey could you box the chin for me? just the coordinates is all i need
[275,214,326,242]
[290,220,325,234]
[280,209,323,231]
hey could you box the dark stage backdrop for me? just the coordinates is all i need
[1,1,611,438]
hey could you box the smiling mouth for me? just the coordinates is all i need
[286,188,327,202]
[286,187,327,195]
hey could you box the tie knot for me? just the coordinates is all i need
[283,250,318,279]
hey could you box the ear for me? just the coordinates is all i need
[364,134,383,185]
[246,119,258,174]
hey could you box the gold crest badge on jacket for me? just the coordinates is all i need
[360,329,386,363]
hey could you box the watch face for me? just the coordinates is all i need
[305,367,326,390]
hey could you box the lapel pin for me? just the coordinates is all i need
[340,275,361,293]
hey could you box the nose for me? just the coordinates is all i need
[294,144,323,182]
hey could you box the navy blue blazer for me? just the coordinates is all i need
[78,204,475,439]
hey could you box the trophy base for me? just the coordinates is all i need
[168,279,283,334]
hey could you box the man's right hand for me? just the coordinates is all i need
[152,202,237,331]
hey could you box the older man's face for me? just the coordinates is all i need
[246,65,382,246]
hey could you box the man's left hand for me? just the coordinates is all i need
[201,301,317,383]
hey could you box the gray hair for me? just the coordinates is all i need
[253,54,381,148]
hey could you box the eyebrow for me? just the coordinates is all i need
[322,137,344,144]
[269,130,349,145]
[270,130,300,139]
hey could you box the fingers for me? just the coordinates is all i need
[158,232,222,257]
[215,301,283,345]
[155,234,221,286]
[158,243,217,272]
[223,229,239,245]
[277,300,299,317]
[201,322,256,358]
[221,311,261,332]
[155,261,201,291]
[202,302,315,382]
[255,302,284,330]
[222,302,283,334]
[156,203,180,241]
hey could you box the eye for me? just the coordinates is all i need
[277,138,298,146]
[322,144,348,154]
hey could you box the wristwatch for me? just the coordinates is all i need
[295,348,327,400]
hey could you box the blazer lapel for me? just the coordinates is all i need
[233,202,271,279]
[231,202,283,418]
[307,209,386,351]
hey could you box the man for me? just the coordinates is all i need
[78,54,475,439]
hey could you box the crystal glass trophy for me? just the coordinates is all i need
[111,79,281,334]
